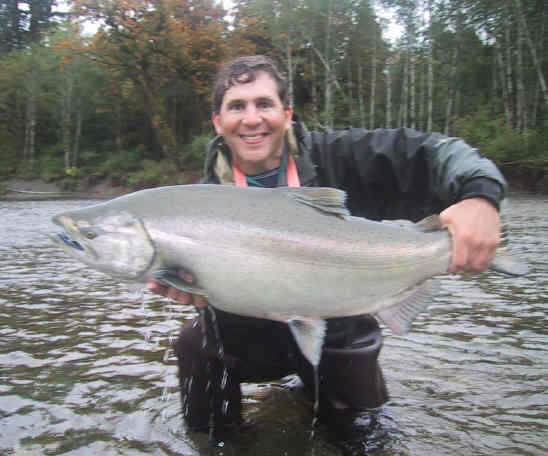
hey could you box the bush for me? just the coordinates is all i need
[38,155,65,182]
[96,145,148,177]
[126,159,176,188]
[182,135,211,169]
[453,109,548,170]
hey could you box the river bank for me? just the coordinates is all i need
[1,178,134,201]
[2,169,546,201]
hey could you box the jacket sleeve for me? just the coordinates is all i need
[307,127,507,220]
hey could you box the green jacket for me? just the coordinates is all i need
[201,119,507,221]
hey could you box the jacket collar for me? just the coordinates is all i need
[201,116,317,186]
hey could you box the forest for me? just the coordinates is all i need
[0,0,547,192]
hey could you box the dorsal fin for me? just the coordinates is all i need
[415,214,444,231]
[284,187,350,218]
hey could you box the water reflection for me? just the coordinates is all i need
[0,196,546,455]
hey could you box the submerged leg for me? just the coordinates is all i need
[173,317,243,432]
[295,315,389,414]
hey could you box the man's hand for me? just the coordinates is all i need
[146,269,209,309]
[439,197,501,273]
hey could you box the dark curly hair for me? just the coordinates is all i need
[212,55,289,113]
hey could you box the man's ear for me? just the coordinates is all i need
[212,113,223,135]
[284,107,293,131]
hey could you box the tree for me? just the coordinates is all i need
[70,0,228,166]
[0,0,60,52]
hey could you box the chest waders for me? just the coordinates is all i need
[173,150,388,433]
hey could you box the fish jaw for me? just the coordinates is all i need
[51,214,99,262]
[51,211,157,282]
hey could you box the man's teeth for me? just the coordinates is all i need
[242,135,265,140]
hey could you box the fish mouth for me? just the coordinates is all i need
[54,232,85,251]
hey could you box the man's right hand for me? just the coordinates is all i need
[146,270,209,309]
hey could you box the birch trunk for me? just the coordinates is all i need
[73,100,82,168]
[427,0,434,131]
[515,0,548,110]
[358,60,365,128]
[311,57,318,120]
[24,85,36,164]
[504,7,515,128]
[385,56,392,128]
[444,49,457,135]
[62,72,73,170]
[324,1,334,129]
[419,70,424,130]
[400,49,409,127]
[409,26,416,129]
[515,5,526,131]
[286,39,294,108]
[369,28,377,130]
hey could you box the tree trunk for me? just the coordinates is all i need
[286,39,294,108]
[310,57,318,120]
[444,49,457,135]
[385,56,392,128]
[399,49,409,128]
[369,27,377,130]
[515,4,526,131]
[409,25,416,129]
[138,70,179,164]
[73,100,82,168]
[515,0,548,110]
[62,72,73,170]
[324,1,334,129]
[427,0,434,131]
[358,60,365,128]
[24,85,36,164]
[495,41,511,124]
[504,7,516,128]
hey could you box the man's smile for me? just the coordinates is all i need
[240,133,269,143]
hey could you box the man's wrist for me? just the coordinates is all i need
[458,177,505,211]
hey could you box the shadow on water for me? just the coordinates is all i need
[0,195,546,455]
[186,382,396,456]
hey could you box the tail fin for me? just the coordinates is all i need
[490,248,531,276]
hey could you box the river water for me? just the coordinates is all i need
[0,195,546,455]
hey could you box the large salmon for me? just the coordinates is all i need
[51,185,527,366]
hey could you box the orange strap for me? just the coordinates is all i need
[233,155,300,188]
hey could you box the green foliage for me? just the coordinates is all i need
[0,144,18,176]
[126,159,175,189]
[38,156,66,182]
[96,146,148,176]
[453,109,548,171]
[182,135,211,168]
[452,107,507,151]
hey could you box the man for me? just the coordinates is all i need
[148,55,506,432]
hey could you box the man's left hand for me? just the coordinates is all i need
[439,197,501,273]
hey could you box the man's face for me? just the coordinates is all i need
[212,71,293,175]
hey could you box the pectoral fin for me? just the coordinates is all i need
[286,317,327,368]
[377,279,439,335]
[152,269,208,297]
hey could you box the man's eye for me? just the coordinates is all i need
[229,103,244,111]
[258,101,272,109]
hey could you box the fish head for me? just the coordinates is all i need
[51,208,156,282]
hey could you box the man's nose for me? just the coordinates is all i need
[242,106,262,125]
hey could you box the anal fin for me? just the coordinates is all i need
[286,317,327,368]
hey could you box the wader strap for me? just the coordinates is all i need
[233,154,301,188]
